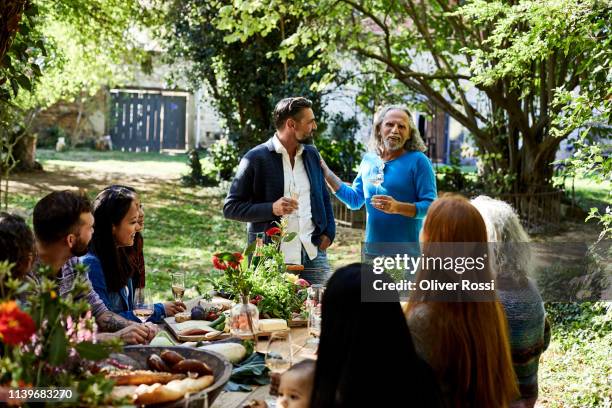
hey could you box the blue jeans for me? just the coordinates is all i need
[300,246,331,285]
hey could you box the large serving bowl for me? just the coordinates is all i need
[122,345,232,407]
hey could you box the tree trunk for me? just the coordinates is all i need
[13,134,39,171]
[0,1,27,63]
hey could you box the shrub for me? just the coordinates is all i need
[208,138,239,181]
[316,114,364,180]
[181,149,218,187]
[37,125,67,149]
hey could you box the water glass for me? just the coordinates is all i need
[307,285,324,339]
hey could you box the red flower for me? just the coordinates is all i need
[250,295,263,305]
[212,252,244,270]
[0,301,36,346]
[296,278,310,288]
[266,227,281,236]
[212,254,228,270]
[228,252,244,268]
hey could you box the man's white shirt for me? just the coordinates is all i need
[272,135,318,264]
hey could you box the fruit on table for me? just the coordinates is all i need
[190,306,206,320]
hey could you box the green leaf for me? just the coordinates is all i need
[1,55,11,68]
[75,341,111,361]
[16,74,31,92]
[243,241,256,256]
[9,78,18,97]
[283,232,297,242]
[48,327,69,366]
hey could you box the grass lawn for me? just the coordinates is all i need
[5,148,610,407]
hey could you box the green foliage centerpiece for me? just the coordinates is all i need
[209,219,310,333]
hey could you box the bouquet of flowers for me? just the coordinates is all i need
[0,261,119,406]
[208,220,310,321]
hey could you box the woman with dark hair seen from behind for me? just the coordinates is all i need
[81,186,185,323]
[471,196,550,408]
[311,263,440,408]
[0,212,35,281]
[405,194,519,408]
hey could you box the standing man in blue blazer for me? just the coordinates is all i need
[224,97,335,284]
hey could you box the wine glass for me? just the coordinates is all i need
[367,164,385,195]
[134,287,153,323]
[265,331,293,403]
[287,178,299,219]
[171,272,185,302]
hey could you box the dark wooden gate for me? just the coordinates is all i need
[109,90,188,152]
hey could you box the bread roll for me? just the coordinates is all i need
[134,375,215,405]
[107,370,185,385]
[175,311,191,323]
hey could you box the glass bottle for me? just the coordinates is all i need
[230,294,260,336]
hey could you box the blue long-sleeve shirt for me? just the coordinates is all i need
[335,151,437,248]
[80,253,165,323]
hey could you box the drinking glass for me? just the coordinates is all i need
[307,285,324,341]
[134,288,153,323]
[367,164,385,195]
[171,272,185,302]
[265,331,293,403]
[287,179,299,219]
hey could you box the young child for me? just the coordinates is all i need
[277,359,316,408]
[243,359,316,408]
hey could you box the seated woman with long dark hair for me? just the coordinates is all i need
[405,194,519,407]
[310,263,441,408]
[81,186,185,323]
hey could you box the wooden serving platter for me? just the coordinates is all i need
[164,317,231,342]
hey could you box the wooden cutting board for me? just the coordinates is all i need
[164,317,230,342]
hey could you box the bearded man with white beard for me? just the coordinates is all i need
[321,105,437,255]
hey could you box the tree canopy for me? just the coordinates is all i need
[160,0,338,152]
[215,0,611,194]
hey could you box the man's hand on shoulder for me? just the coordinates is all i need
[272,197,299,216]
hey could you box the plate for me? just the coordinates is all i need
[120,346,232,407]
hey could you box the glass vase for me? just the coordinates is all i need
[230,295,259,336]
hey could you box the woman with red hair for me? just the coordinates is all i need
[405,194,519,408]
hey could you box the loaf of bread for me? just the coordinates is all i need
[107,370,185,385]
[134,375,215,405]
[174,311,191,323]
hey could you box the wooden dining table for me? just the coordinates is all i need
[211,326,313,408]
[157,297,316,408]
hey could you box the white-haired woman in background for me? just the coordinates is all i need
[471,196,551,408]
